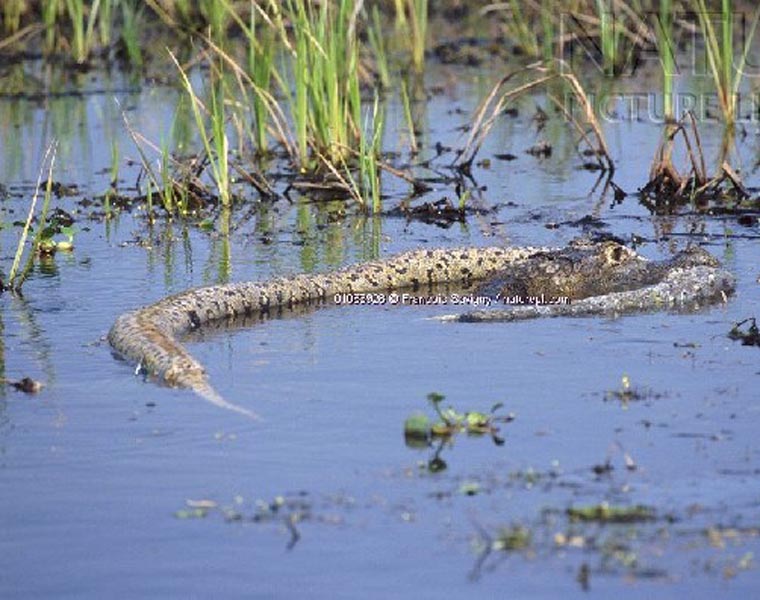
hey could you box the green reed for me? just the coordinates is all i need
[8,142,57,291]
[2,0,25,34]
[172,52,231,207]
[97,0,115,47]
[502,0,540,57]
[596,0,620,75]
[120,0,143,68]
[43,0,62,52]
[200,0,229,45]
[407,0,428,73]
[282,0,362,167]
[693,0,760,127]
[656,0,675,120]
[361,94,384,213]
[159,134,175,213]
[400,79,418,154]
[220,0,276,153]
[368,5,390,88]
[64,0,102,63]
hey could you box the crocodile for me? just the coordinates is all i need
[107,239,735,418]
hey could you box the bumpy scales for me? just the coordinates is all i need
[108,245,540,417]
[108,241,735,418]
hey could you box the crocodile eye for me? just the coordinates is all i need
[606,245,624,264]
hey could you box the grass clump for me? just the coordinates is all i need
[692,0,760,128]
[455,60,614,174]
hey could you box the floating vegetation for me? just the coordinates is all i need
[566,503,657,524]
[404,392,515,472]
[728,317,760,347]
[173,491,352,550]
[2,376,44,393]
[404,392,514,443]
[642,112,751,212]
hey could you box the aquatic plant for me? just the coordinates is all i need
[367,5,390,88]
[389,0,428,72]
[42,0,63,52]
[7,142,57,292]
[120,0,143,68]
[495,0,541,57]
[200,0,229,45]
[171,52,231,207]
[330,93,385,212]
[692,0,760,127]
[407,0,428,73]
[64,0,103,64]
[643,110,749,209]
[656,0,676,121]
[2,0,25,34]
[400,79,418,155]
[456,61,614,173]
[404,392,513,443]
[217,0,276,154]
[593,0,645,76]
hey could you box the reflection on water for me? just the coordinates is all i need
[1,56,760,599]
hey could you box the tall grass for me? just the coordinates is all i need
[407,0,428,73]
[367,5,390,88]
[400,79,418,154]
[253,0,364,168]
[220,0,277,154]
[657,0,675,121]
[457,61,613,173]
[596,0,621,75]
[64,0,103,64]
[246,7,275,153]
[43,0,63,52]
[692,0,760,127]
[200,0,229,45]
[171,52,231,207]
[120,0,143,68]
[360,94,385,212]
[2,0,25,34]
[8,142,58,292]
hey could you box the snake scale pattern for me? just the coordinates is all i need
[108,242,735,418]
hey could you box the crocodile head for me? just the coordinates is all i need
[477,239,720,301]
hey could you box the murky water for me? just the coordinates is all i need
[1,60,760,598]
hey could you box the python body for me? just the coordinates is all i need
[108,239,735,417]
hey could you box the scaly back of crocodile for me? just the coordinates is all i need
[108,241,734,418]
[108,245,542,417]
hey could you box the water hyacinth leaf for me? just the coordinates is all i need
[431,422,455,437]
[465,412,490,429]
